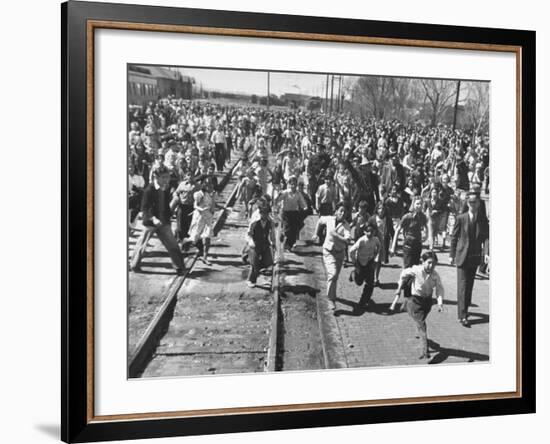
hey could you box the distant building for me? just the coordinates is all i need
[280,93,311,108]
[128,65,194,105]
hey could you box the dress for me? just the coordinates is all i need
[188,190,214,242]
[368,214,394,264]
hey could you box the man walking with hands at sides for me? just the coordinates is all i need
[449,191,489,327]
[394,251,445,360]
[130,166,185,275]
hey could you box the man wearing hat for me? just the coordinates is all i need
[449,191,489,327]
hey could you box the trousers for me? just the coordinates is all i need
[407,295,433,355]
[323,248,345,302]
[214,143,226,171]
[457,264,477,319]
[130,224,184,271]
[176,203,194,242]
[282,210,301,249]
[354,259,376,305]
[247,247,273,283]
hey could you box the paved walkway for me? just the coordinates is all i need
[286,215,490,368]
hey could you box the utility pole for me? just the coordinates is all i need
[452,80,461,130]
[338,76,343,112]
[267,71,270,111]
[330,74,335,116]
[335,76,339,112]
[325,74,329,114]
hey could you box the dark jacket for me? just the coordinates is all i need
[248,219,273,252]
[450,212,489,267]
[141,184,172,226]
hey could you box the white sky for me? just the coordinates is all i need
[178,67,332,96]
[174,66,482,102]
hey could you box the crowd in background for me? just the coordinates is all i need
[128,96,490,252]
[128,97,490,355]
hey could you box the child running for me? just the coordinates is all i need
[349,223,381,311]
[392,251,445,360]
[245,199,276,288]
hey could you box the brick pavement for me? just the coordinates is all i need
[288,215,490,368]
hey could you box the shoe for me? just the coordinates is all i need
[175,268,185,276]
[374,280,380,287]
[202,257,212,266]
[311,235,319,244]
[327,299,336,311]
[460,318,471,328]
[246,281,255,288]
[418,352,431,360]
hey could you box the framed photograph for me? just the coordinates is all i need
[62,0,535,442]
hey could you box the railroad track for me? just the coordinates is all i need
[129,151,251,376]
[128,149,342,378]
[129,149,288,378]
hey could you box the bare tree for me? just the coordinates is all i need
[419,79,458,126]
[353,77,392,119]
[389,78,414,120]
[463,81,490,134]
[352,76,414,120]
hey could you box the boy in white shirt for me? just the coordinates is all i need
[392,250,445,359]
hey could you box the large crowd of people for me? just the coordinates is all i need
[128,95,490,359]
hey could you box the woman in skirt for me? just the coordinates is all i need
[368,201,394,286]
[187,177,217,265]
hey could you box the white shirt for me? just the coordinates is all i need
[319,216,351,253]
[399,265,444,298]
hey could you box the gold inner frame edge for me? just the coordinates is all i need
[85,19,523,423]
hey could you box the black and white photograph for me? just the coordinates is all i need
[127,64,490,378]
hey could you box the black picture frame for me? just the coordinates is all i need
[62,1,536,442]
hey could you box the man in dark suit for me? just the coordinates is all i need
[449,192,489,327]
